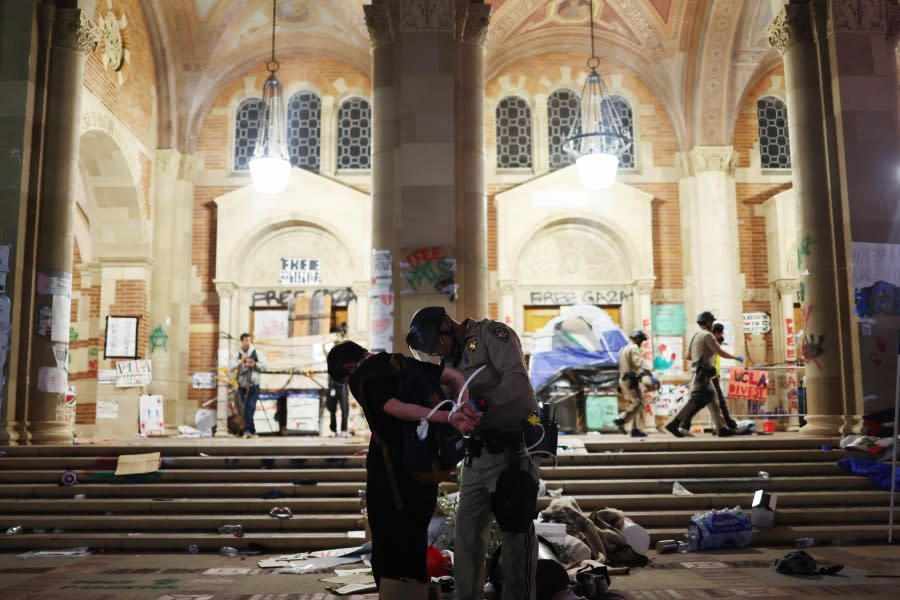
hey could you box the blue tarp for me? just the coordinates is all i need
[837,455,900,491]
[530,347,618,388]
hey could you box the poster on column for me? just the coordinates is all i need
[784,317,797,361]
[370,250,393,352]
[651,304,685,336]
[652,336,683,375]
[104,316,139,359]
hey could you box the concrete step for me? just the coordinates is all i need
[555,490,891,511]
[0,468,368,484]
[548,475,874,495]
[0,514,367,533]
[0,482,369,499]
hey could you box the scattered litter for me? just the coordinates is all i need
[218,525,243,536]
[186,544,200,554]
[327,581,378,595]
[19,547,91,558]
[277,556,362,574]
[6,526,23,535]
[689,506,752,550]
[821,444,833,451]
[60,471,78,486]
[177,425,203,437]
[347,530,366,539]
[269,506,293,519]
[331,567,373,577]
[114,452,161,476]
[757,471,770,480]
[546,488,563,498]
[671,481,693,496]
[199,452,211,457]
[74,494,86,501]
[219,546,239,558]
[795,537,815,548]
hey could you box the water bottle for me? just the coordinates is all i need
[185,544,199,554]
[6,526,23,535]
[219,546,238,558]
[795,537,815,548]
[218,525,243,536]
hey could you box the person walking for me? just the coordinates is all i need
[614,329,651,437]
[326,341,479,599]
[665,311,743,437]
[407,306,539,600]
[680,322,738,433]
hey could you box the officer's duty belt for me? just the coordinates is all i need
[470,430,525,455]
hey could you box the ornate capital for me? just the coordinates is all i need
[742,287,770,302]
[774,279,800,297]
[455,0,491,44]
[214,280,236,300]
[156,149,182,178]
[634,279,656,296]
[767,4,813,55]
[52,8,100,55]
[689,146,735,175]
[401,0,454,32]
[364,0,397,47]
[830,0,892,35]
[650,288,684,303]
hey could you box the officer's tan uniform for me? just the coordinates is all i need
[617,341,645,428]
[452,318,538,600]
[674,329,726,430]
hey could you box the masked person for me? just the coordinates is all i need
[407,307,539,600]
[614,329,651,437]
[326,341,479,599]
[666,311,743,437]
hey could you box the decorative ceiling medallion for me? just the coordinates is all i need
[98,0,129,85]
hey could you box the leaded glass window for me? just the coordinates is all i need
[496,96,532,168]
[757,96,791,169]
[233,97,262,171]
[287,91,321,171]
[601,95,635,169]
[548,89,580,169]
[337,97,371,170]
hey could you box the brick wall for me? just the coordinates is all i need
[84,0,157,149]
[104,280,149,361]
[69,241,100,381]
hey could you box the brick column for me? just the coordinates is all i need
[27,6,98,444]
[365,0,491,348]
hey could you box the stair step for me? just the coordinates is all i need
[0,514,367,532]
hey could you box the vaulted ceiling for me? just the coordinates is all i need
[138,0,785,152]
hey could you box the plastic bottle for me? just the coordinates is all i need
[6,526,23,535]
[186,544,199,554]
[218,525,243,536]
[795,537,815,548]
[219,546,238,557]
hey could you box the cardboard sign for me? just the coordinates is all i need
[115,452,161,476]
[726,368,769,401]
[742,312,771,335]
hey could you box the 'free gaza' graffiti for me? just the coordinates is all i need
[250,287,358,307]
[529,289,631,305]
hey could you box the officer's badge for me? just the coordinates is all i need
[467,338,478,352]
[490,325,510,342]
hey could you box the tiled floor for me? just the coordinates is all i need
[2,544,899,599]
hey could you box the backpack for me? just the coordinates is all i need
[772,550,844,576]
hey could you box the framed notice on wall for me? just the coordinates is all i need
[104,316,140,359]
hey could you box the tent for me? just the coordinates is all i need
[529,304,629,390]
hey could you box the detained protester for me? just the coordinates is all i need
[407,307,540,600]
[326,341,479,599]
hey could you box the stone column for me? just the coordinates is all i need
[679,146,744,355]
[365,0,490,347]
[768,2,856,435]
[26,6,98,444]
[533,94,549,173]
[214,281,236,437]
[320,96,336,175]
[150,150,195,433]
[826,0,900,426]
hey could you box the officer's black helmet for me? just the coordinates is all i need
[697,310,716,325]
[406,306,448,354]
[630,329,648,343]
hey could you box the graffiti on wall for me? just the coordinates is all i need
[250,287,358,308]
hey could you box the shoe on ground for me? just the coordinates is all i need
[241,431,254,439]
[726,419,738,429]
[717,427,736,437]
[665,421,685,438]
[679,428,695,437]
[613,418,627,435]
[630,429,648,438]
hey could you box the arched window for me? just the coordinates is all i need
[601,95,635,169]
[233,97,262,171]
[496,96,532,169]
[757,96,791,169]
[337,97,372,170]
[287,91,322,171]
[548,89,580,169]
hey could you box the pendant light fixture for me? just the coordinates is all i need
[563,0,629,190]
[249,0,290,194]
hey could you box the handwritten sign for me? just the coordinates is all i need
[784,318,796,361]
[651,304,685,335]
[104,316,139,359]
[115,359,152,388]
[279,258,321,285]
[742,312,771,334]
[252,309,288,340]
[852,241,900,288]
[726,368,768,401]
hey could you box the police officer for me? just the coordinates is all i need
[614,329,650,437]
[666,311,743,437]
[407,307,539,600]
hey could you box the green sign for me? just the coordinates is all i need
[651,304,685,336]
